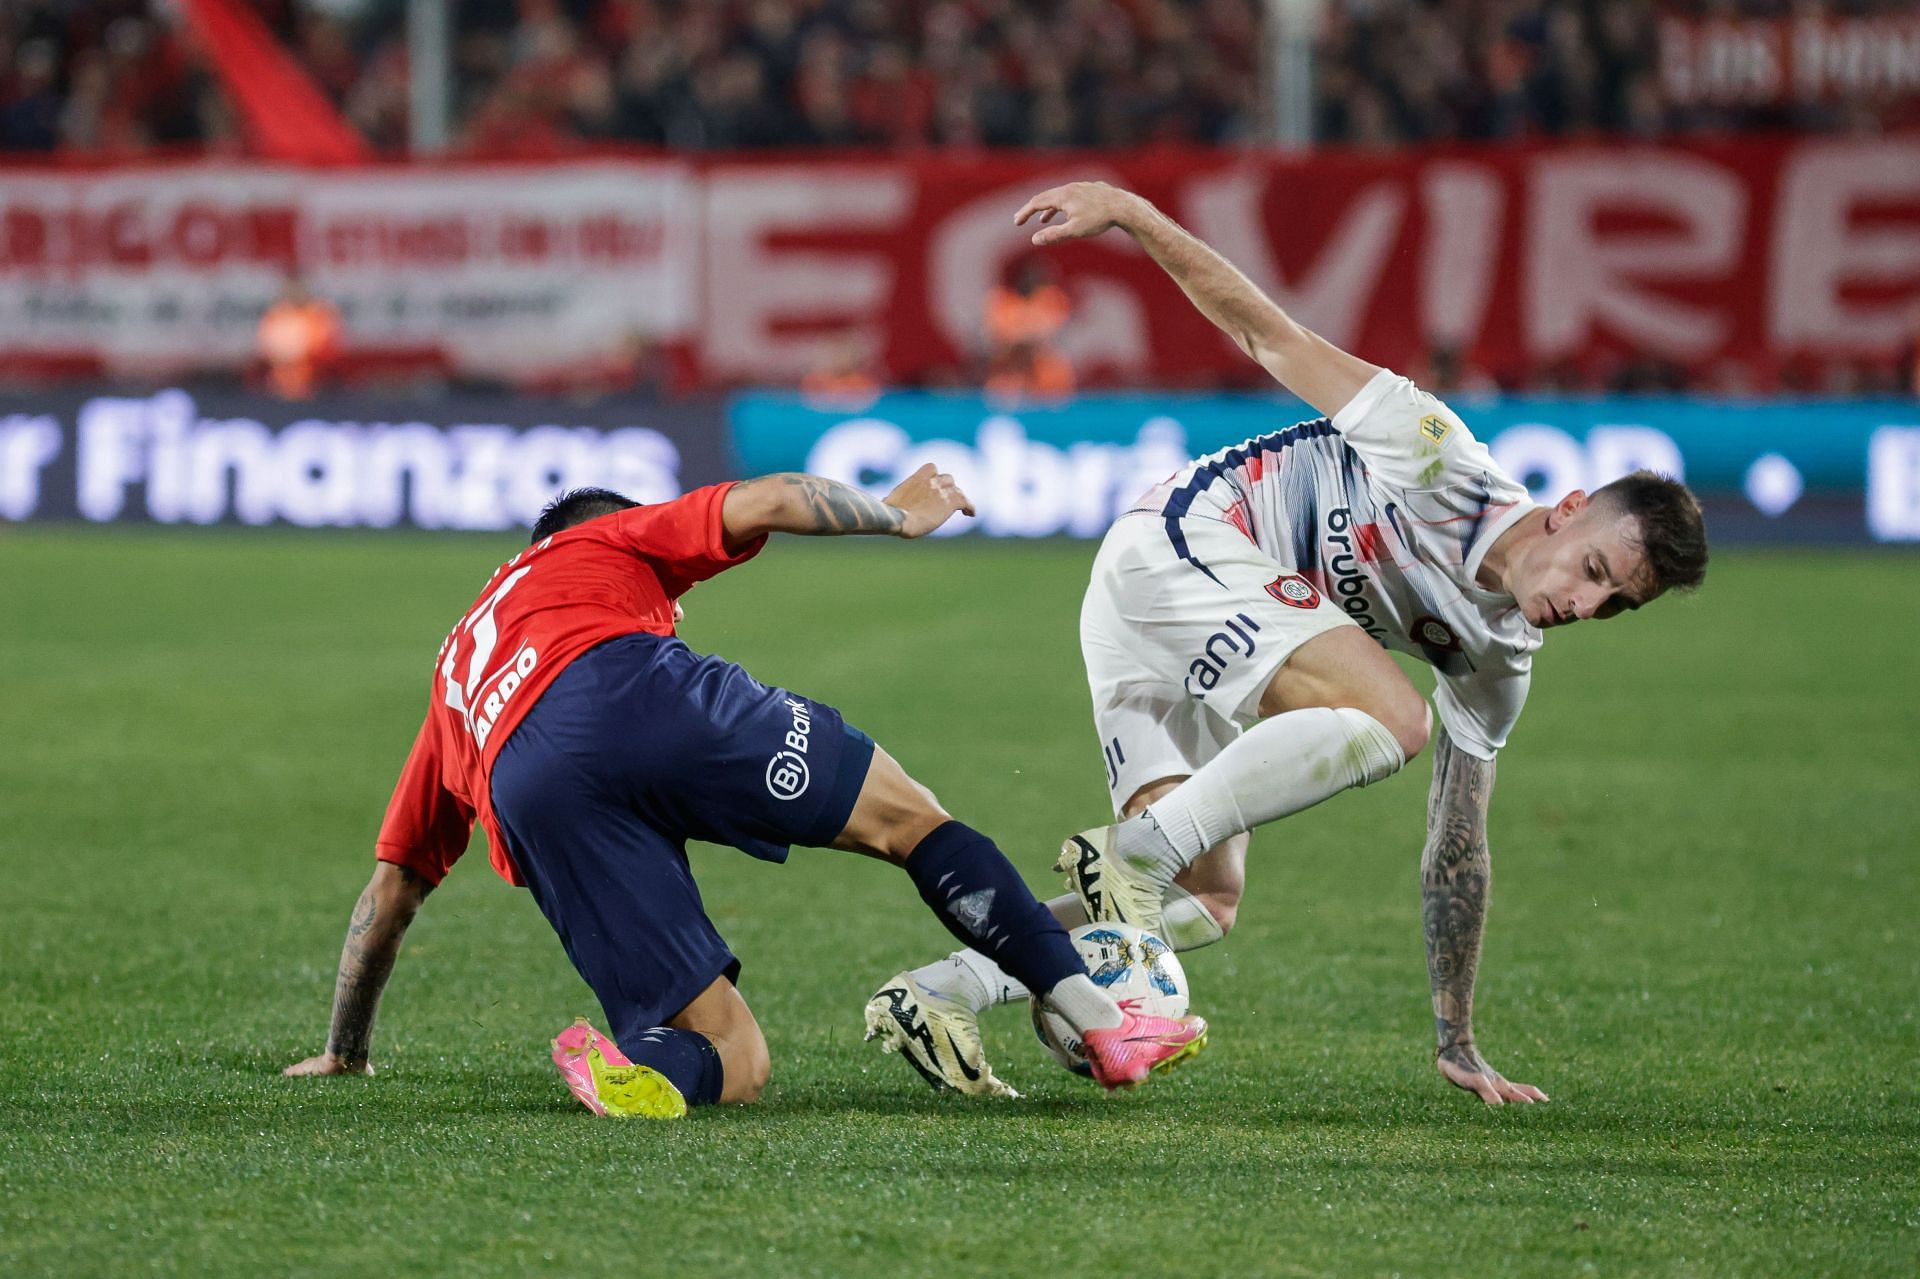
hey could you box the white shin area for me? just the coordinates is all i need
[1143,705,1406,874]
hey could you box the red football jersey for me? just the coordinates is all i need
[374,483,763,886]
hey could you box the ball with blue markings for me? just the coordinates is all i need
[1031,921,1189,1076]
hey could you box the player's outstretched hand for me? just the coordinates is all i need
[1015,181,1141,247]
[884,462,975,538]
[1437,1043,1548,1106]
[283,1051,373,1078]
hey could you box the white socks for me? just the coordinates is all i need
[1043,973,1125,1032]
[919,886,1227,1016]
[1137,706,1406,884]
[910,894,1086,1013]
[1159,882,1225,949]
[910,948,1030,1014]
[907,708,1405,1019]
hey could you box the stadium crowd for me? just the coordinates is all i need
[4,0,1912,157]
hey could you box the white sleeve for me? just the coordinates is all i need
[1433,662,1531,761]
[1331,368,1493,491]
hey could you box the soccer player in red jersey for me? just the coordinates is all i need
[285,467,1205,1114]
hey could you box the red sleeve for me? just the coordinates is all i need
[373,715,475,886]
[608,482,765,598]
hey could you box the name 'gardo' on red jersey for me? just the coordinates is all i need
[373,483,764,888]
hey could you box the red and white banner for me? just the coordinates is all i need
[696,137,1920,387]
[0,162,699,375]
[1,137,1915,386]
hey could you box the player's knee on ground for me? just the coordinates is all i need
[672,974,771,1104]
[716,1024,771,1104]
[832,747,951,864]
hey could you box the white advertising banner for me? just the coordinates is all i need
[0,162,700,375]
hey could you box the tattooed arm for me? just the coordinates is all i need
[1422,728,1549,1105]
[722,463,974,548]
[284,862,434,1078]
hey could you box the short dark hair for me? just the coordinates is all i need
[531,487,639,543]
[1590,470,1709,599]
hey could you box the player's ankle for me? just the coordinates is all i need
[1042,972,1124,1033]
[909,954,992,1013]
[1116,810,1186,881]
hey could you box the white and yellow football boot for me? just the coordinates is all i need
[1056,824,1167,937]
[863,971,1019,1099]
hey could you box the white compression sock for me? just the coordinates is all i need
[1159,883,1225,950]
[1044,973,1124,1033]
[909,949,1026,1014]
[1129,706,1408,885]
[912,894,1085,1012]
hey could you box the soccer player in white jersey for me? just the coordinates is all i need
[863,180,1709,1104]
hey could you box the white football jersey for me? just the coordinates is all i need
[1131,369,1541,759]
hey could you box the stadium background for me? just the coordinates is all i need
[2,2,1916,1276]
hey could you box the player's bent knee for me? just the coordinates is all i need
[834,747,951,864]
[1349,694,1429,766]
[1384,698,1431,761]
[704,1017,770,1104]
[1197,891,1238,937]
[1327,705,1414,786]
[673,974,770,1104]
[721,1031,771,1104]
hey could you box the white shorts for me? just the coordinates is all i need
[1079,512,1355,815]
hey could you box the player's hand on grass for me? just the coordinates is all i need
[1437,1043,1548,1106]
[884,462,975,538]
[283,1051,373,1078]
[1016,181,1143,246]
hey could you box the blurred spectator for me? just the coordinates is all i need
[1905,303,1920,400]
[4,38,62,151]
[985,339,1076,401]
[7,1,1912,158]
[800,332,883,407]
[1416,345,1498,397]
[2,0,1263,157]
[987,258,1071,349]
[984,256,1075,398]
[3,6,218,154]
[1316,0,1920,146]
[257,275,343,400]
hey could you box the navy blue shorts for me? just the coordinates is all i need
[489,633,874,1050]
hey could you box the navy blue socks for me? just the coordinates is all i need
[618,1026,725,1106]
[903,820,1085,999]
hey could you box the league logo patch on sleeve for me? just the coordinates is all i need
[1411,615,1460,651]
[1418,414,1453,446]
[1265,574,1321,609]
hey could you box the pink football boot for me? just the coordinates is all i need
[551,1018,632,1116]
[1082,1010,1209,1091]
[550,1018,688,1119]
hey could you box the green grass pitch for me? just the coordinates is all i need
[1,527,1915,1277]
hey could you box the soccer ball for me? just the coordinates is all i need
[1031,921,1189,1076]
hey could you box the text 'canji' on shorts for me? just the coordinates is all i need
[1079,511,1356,815]
[489,632,874,1049]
